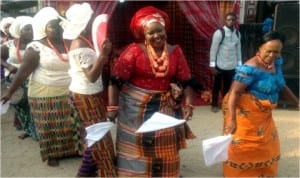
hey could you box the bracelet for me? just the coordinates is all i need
[106,105,119,112]
[184,104,195,109]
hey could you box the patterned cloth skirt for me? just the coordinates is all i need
[11,81,39,139]
[116,84,195,177]
[69,92,117,177]
[28,95,78,161]
[222,93,280,177]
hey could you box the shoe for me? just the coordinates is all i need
[47,158,59,167]
[18,133,29,140]
[211,106,219,113]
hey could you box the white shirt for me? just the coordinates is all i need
[68,48,103,95]
[27,41,71,86]
[209,26,242,70]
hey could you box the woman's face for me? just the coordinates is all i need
[144,22,166,49]
[45,19,63,40]
[20,24,33,41]
[258,39,283,64]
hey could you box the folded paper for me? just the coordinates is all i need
[135,112,186,133]
[1,100,10,115]
[85,121,114,147]
[202,134,233,166]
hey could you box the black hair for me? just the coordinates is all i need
[225,12,237,19]
[258,31,285,48]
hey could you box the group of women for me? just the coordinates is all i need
[1,2,299,177]
[1,3,196,177]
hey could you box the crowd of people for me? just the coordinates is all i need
[1,2,299,177]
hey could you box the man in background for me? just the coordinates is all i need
[209,12,242,113]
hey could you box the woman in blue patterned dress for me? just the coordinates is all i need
[222,31,299,177]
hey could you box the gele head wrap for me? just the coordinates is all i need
[130,6,170,41]
[32,7,60,40]
[62,3,94,40]
[0,17,15,35]
[9,16,33,39]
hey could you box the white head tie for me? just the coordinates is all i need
[63,3,94,40]
[9,16,33,38]
[32,7,60,40]
[0,17,15,35]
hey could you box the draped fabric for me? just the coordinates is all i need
[44,1,118,17]
[89,1,117,17]
[222,93,280,177]
[233,0,241,29]
[116,84,194,177]
[177,1,221,40]
[177,1,221,101]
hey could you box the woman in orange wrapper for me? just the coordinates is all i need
[222,31,299,177]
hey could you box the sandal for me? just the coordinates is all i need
[18,133,29,140]
[47,158,59,167]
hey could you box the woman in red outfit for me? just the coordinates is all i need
[107,6,196,177]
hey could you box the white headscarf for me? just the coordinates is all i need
[0,17,15,35]
[9,16,33,39]
[32,7,60,40]
[62,3,94,40]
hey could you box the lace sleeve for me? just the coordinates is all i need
[26,41,41,52]
[77,50,95,68]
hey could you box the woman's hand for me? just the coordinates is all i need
[183,105,193,120]
[224,118,237,135]
[1,93,12,104]
[101,39,112,57]
[210,67,218,76]
[106,110,118,123]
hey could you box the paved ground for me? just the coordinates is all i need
[1,82,299,177]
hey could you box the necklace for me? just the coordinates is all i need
[79,36,94,49]
[46,38,69,62]
[16,39,22,62]
[146,42,169,77]
[256,55,274,70]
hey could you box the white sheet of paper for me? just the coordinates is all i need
[1,100,10,115]
[85,121,114,147]
[202,134,233,166]
[135,112,186,133]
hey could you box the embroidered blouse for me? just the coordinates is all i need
[68,48,104,94]
[234,57,286,103]
[112,43,191,91]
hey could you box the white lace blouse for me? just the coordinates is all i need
[68,48,103,94]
